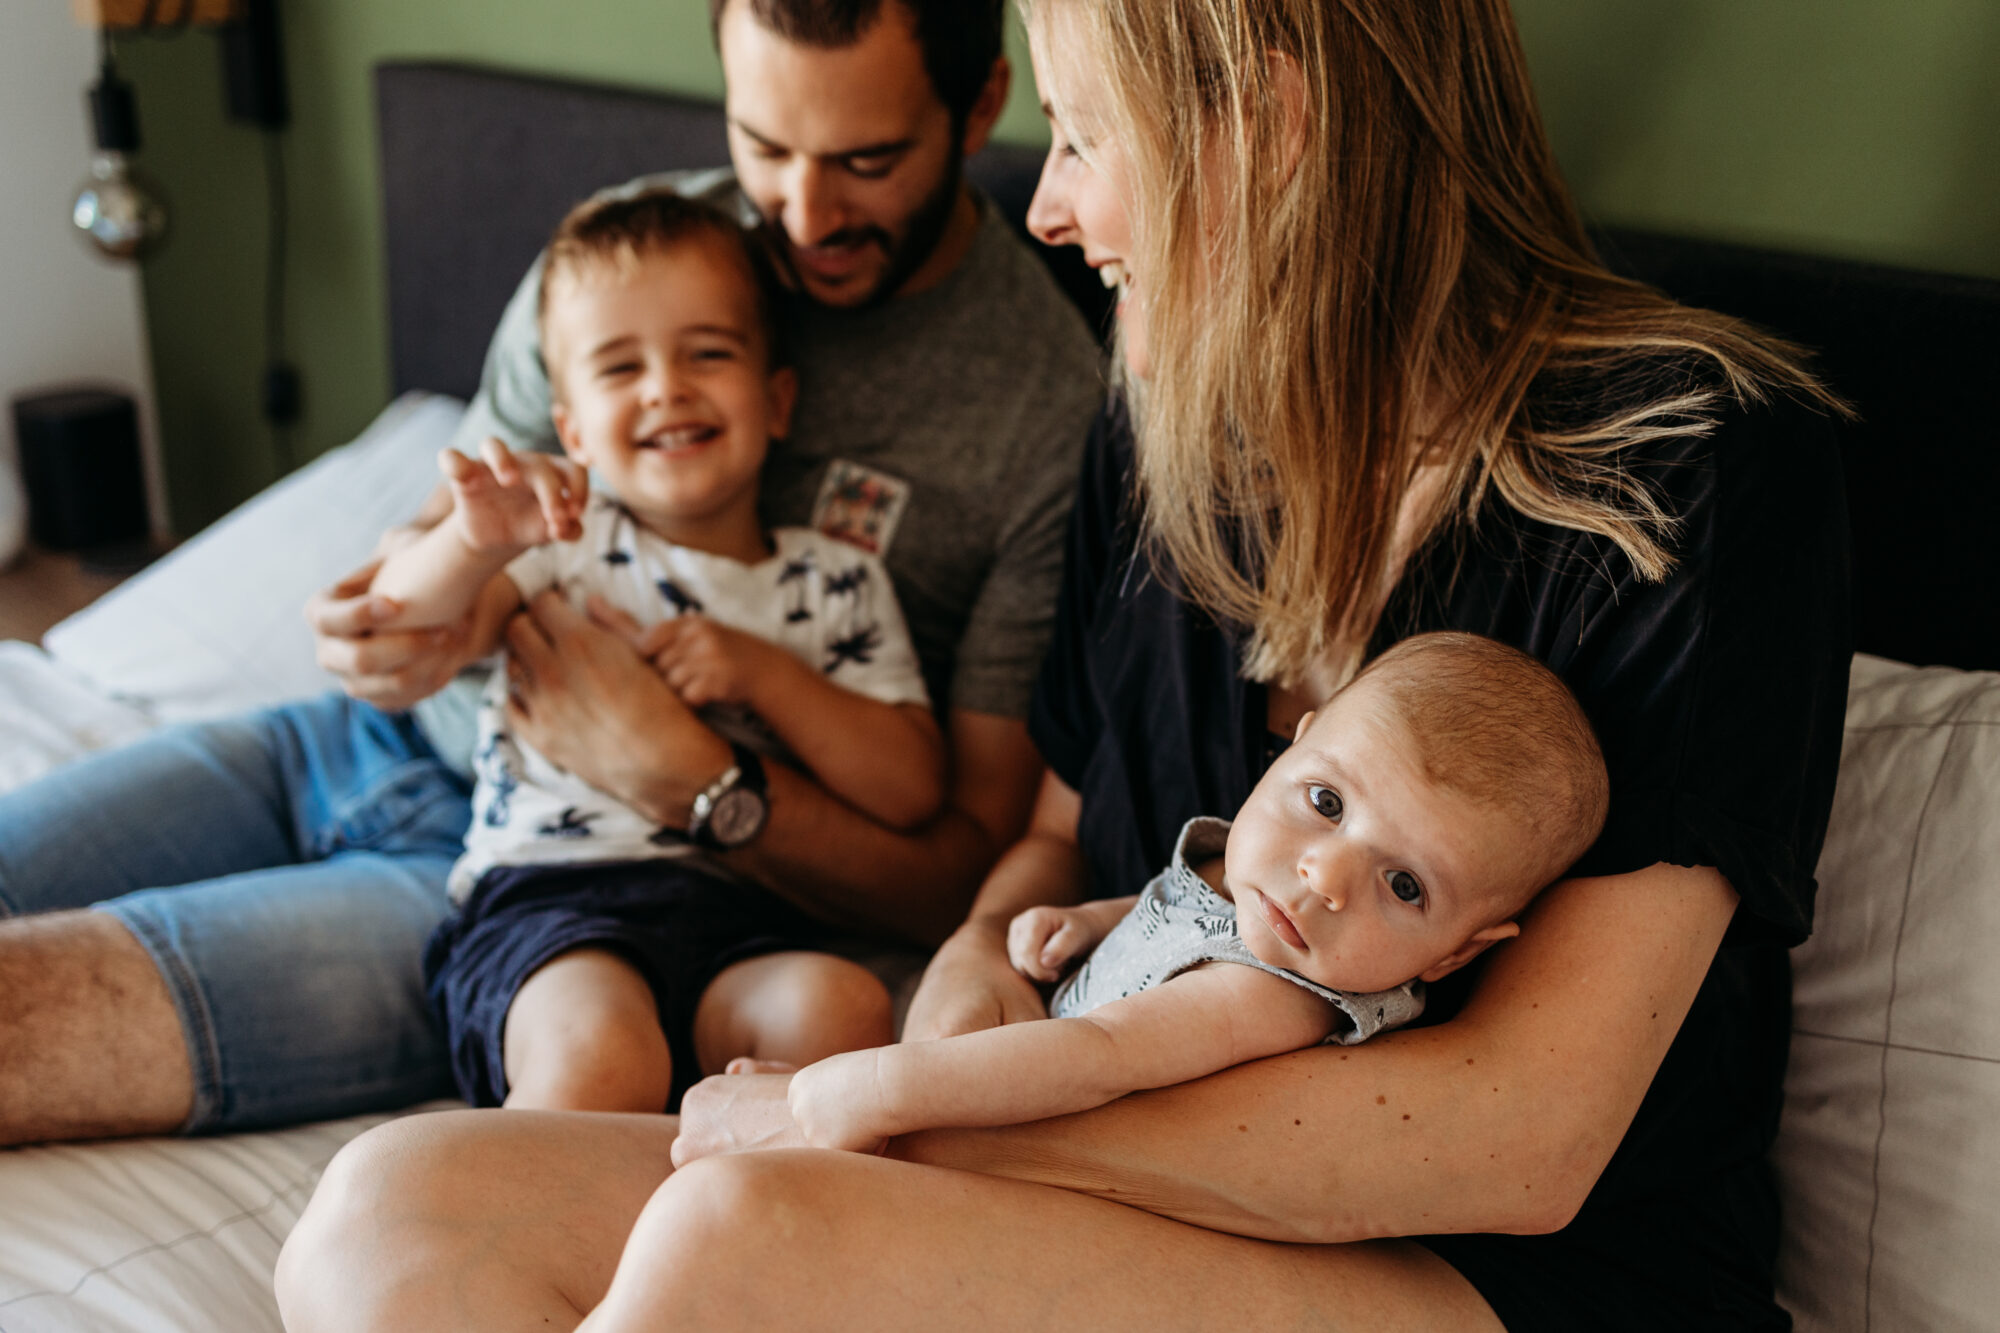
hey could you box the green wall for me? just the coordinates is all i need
[118,1,1998,533]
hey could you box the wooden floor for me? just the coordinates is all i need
[0,545,128,644]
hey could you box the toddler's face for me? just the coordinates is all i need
[1224,686,1525,994]
[547,234,794,534]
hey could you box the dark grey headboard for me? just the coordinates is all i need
[376,60,1999,671]
[375,61,1106,405]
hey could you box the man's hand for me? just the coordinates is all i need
[670,1072,809,1168]
[902,918,1049,1042]
[786,1050,892,1155]
[503,590,733,824]
[442,439,588,553]
[1007,905,1106,983]
[305,559,475,712]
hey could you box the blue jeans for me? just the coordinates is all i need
[0,693,469,1131]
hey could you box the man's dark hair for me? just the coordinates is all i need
[709,0,1005,129]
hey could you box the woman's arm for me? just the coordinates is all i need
[898,772,1091,1039]
[790,963,1337,1153]
[886,861,1738,1242]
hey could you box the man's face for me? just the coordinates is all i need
[718,0,964,308]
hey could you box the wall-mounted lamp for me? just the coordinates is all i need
[69,0,287,264]
[73,45,170,261]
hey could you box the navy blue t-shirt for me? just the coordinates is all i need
[1028,387,1851,1328]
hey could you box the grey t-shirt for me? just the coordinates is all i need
[417,167,1105,770]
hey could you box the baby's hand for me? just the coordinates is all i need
[441,438,588,553]
[640,614,782,709]
[787,1050,891,1155]
[1007,905,1100,983]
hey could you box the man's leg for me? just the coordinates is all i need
[0,911,192,1140]
[0,695,469,1142]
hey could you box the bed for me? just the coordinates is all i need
[2,61,1996,1333]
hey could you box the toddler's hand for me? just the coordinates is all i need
[787,1050,890,1155]
[441,438,588,553]
[641,614,781,708]
[1007,905,1098,983]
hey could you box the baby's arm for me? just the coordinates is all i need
[788,961,1342,1154]
[372,441,587,636]
[639,617,945,831]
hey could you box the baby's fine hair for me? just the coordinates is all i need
[1347,632,1609,909]
[536,189,785,375]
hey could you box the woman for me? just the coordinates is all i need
[277,0,1848,1327]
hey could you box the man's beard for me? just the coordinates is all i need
[769,150,964,309]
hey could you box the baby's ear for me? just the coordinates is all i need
[1417,920,1521,984]
[1292,709,1316,742]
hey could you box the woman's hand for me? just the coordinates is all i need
[670,1071,809,1168]
[902,918,1049,1042]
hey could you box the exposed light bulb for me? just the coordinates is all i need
[73,49,169,263]
[73,151,170,261]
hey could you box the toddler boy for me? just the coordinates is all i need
[787,632,1608,1151]
[373,190,944,1113]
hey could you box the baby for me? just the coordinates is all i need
[372,190,944,1113]
[788,631,1608,1152]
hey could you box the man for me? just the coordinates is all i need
[0,0,1101,1144]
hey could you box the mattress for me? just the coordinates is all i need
[0,395,468,1333]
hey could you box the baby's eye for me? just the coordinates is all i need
[596,362,640,379]
[1307,785,1343,821]
[1388,870,1424,905]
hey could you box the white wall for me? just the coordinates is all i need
[0,4,165,544]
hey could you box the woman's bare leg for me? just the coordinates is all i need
[275,1108,678,1333]
[579,1149,1506,1333]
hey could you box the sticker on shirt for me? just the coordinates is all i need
[811,460,911,557]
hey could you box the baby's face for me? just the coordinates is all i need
[1224,686,1525,994]
[547,234,794,534]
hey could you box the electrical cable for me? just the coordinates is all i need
[262,124,293,474]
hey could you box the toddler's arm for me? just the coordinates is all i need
[372,440,588,639]
[635,615,946,831]
[788,960,1341,1154]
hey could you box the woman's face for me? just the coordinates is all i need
[1024,13,1149,378]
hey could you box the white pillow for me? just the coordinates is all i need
[1775,653,2000,1333]
[42,394,465,721]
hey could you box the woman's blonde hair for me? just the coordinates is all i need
[1024,0,1840,684]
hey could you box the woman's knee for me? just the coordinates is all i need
[611,1154,841,1310]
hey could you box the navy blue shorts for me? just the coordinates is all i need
[423,858,824,1110]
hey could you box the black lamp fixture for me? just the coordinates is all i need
[70,0,289,264]
[72,41,171,262]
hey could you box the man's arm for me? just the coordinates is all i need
[789,963,1338,1153]
[502,591,1043,946]
[634,614,945,832]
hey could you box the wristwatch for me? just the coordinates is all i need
[686,742,769,851]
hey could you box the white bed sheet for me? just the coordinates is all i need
[0,395,468,1333]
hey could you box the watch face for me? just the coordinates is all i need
[708,786,768,847]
